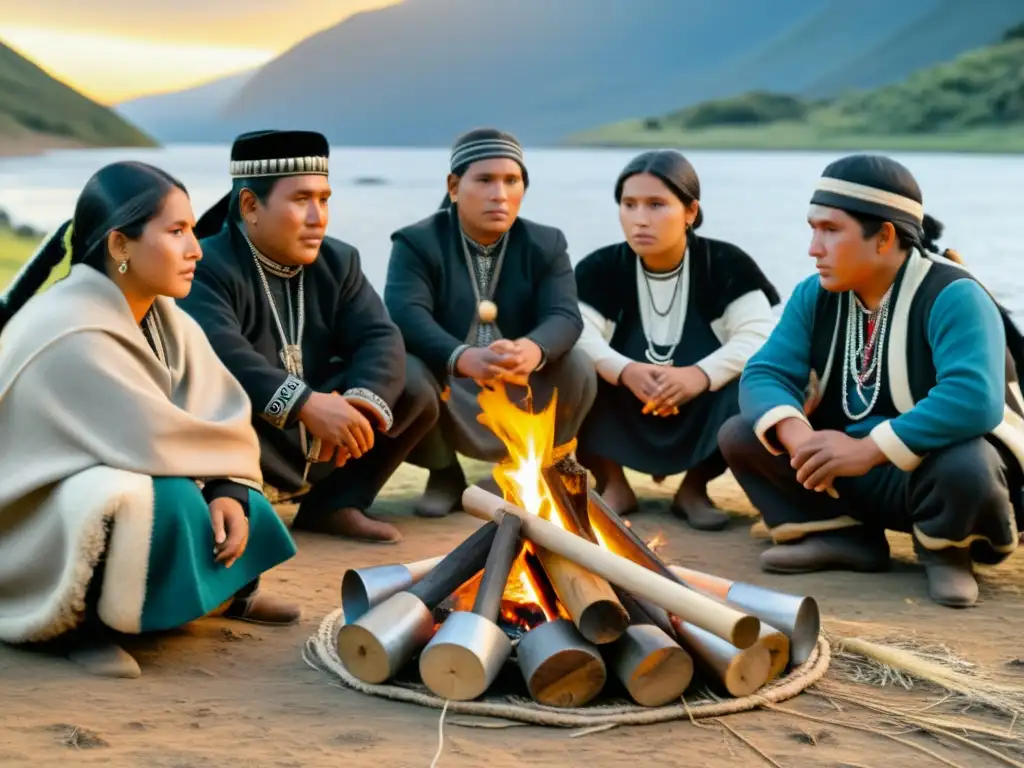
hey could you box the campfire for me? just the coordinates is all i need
[336,383,821,709]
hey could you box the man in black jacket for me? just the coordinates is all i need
[385,128,596,518]
[182,129,438,544]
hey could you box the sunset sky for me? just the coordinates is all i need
[0,0,399,104]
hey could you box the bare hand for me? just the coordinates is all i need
[487,338,543,386]
[791,430,886,491]
[209,496,249,568]
[299,391,375,460]
[648,366,709,412]
[456,346,515,384]
[620,362,663,405]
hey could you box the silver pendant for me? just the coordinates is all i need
[281,344,303,377]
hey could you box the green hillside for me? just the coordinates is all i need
[569,24,1024,152]
[0,40,155,151]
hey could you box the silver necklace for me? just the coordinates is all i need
[639,260,685,365]
[245,237,305,378]
[244,236,318,478]
[841,287,892,421]
[460,229,508,346]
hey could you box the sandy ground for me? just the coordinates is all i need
[3,463,1024,768]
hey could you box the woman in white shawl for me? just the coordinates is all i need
[0,161,299,678]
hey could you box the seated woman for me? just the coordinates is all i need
[384,128,597,517]
[0,161,299,679]
[574,150,779,530]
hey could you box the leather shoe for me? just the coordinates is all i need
[761,529,890,574]
[224,591,302,626]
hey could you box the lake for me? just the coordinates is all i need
[1,144,1021,313]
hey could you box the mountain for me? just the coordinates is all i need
[570,24,1024,152]
[115,70,256,144]
[0,40,154,154]
[115,0,1023,147]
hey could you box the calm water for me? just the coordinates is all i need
[1,144,1021,312]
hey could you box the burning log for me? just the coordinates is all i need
[336,521,498,684]
[419,514,523,701]
[671,618,772,698]
[341,555,444,622]
[517,459,629,646]
[463,486,761,650]
[606,590,694,707]
[534,549,629,645]
[667,565,820,666]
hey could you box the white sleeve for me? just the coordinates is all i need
[575,302,634,384]
[695,290,777,391]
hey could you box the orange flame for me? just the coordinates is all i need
[475,381,572,621]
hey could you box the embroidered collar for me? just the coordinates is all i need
[462,230,508,259]
[242,233,302,279]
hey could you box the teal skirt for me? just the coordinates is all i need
[135,478,297,633]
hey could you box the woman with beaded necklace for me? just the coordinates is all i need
[385,128,597,518]
[720,154,1024,608]
[573,150,780,530]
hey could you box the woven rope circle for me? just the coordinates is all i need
[302,609,831,727]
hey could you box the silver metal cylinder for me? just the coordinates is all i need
[341,564,415,623]
[418,611,512,701]
[516,618,606,707]
[726,582,820,666]
[335,591,435,684]
[608,624,694,707]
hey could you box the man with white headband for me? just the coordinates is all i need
[719,153,1024,608]
[385,127,596,518]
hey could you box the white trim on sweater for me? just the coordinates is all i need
[575,260,776,389]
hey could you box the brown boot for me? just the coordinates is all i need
[224,592,302,626]
[294,507,402,544]
[914,541,978,608]
[761,529,890,574]
[414,465,467,518]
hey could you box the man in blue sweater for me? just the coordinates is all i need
[719,154,1024,608]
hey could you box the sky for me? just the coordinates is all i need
[0,0,399,104]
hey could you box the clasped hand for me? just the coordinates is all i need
[620,362,709,416]
[299,391,380,467]
[788,429,884,492]
[456,338,543,386]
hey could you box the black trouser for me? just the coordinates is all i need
[288,363,440,518]
[718,415,1020,565]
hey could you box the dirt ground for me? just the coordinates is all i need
[3,463,1023,768]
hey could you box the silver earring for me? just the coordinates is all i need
[118,260,128,274]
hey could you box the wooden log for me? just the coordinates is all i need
[535,548,629,644]
[672,617,772,698]
[336,521,498,684]
[668,565,820,666]
[585,490,789,688]
[606,590,693,706]
[517,618,607,708]
[518,461,628,646]
[419,515,522,701]
[758,624,791,682]
[463,486,760,649]
[472,514,523,619]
